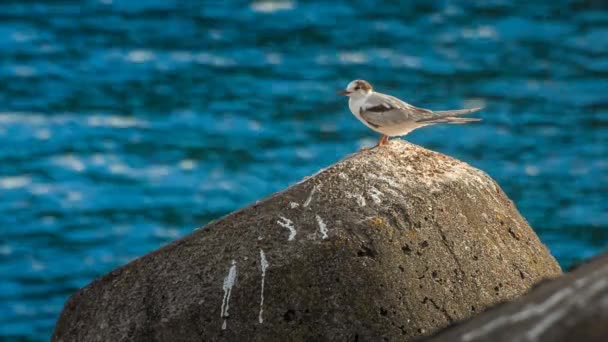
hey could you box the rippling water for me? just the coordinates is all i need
[0,1,607,340]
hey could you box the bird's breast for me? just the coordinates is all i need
[348,97,384,133]
[347,97,364,120]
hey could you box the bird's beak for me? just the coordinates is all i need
[338,90,350,96]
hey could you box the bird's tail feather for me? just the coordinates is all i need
[431,117,482,124]
[417,107,483,124]
[433,107,483,117]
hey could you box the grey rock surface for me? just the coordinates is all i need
[425,252,608,342]
[52,140,562,342]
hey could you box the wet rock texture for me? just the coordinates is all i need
[52,140,562,342]
[425,253,608,342]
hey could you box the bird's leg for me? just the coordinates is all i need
[382,135,390,145]
[374,135,383,148]
[375,135,389,148]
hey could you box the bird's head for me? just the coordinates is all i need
[338,79,373,98]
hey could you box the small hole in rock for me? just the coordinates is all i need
[357,245,376,258]
[283,309,296,322]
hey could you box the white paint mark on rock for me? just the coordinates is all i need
[303,184,321,207]
[464,286,572,341]
[357,216,376,224]
[355,195,366,207]
[296,166,329,185]
[258,250,269,324]
[369,186,383,204]
[346,191,366,207]
[315,215,329,239]
[367,173,401,189]
[381,187,400,196]
[289,202,300,209]
[221,260,237,330]
[525,307,569,341]
[526,277,608,340]
[277,216,296,241]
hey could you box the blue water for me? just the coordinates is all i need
[0,1,606,340]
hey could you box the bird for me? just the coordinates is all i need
[339,79,482,147]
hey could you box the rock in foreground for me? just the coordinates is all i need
[425,253,608,342]
[52,141,562,342]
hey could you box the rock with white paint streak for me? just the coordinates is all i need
[424,253,608,342]
[52,140,562,342]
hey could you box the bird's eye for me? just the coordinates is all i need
[354,86,360,90]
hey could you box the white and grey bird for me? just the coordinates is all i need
[339,79,482,147]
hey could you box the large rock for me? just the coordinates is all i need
[425,253,608,342]
[52,141,562,342]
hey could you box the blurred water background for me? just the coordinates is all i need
[0,0,606,340]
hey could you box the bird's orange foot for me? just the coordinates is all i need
[375,135,390,148]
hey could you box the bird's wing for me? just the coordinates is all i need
[359,93,434,128]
